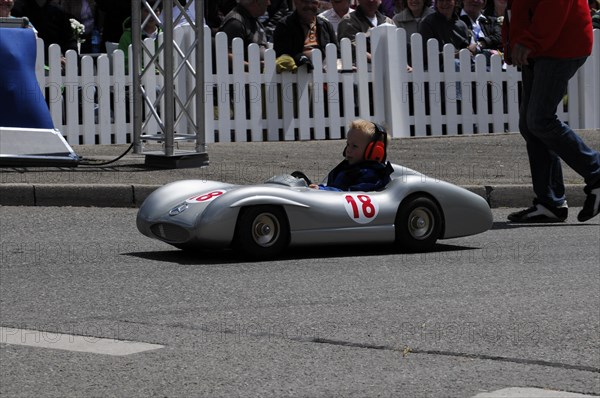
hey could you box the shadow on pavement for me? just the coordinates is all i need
[492,221,594,230]
[124,242,479,266]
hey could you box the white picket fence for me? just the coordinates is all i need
[35,26,600,145]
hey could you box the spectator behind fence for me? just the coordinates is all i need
[379,0,395,17]
[12,0,77,58]
[273,0,338,69]
[96,0,130,52]
[157,1,220,34]
[393,0,434,43]
[0,0,12,17]
[504,0,600,223]
[218,0,237,17]
[206,0,223,32]
[316,0,332,13]
[319,0,353,33]
[337,0,394,62]
[393,0,405,13]
[118,0,162,73]
[218,0,270,63]
[58,0,97,53]
[262,0,292,41]
[0,0,34,29]
[418,0,470,68]
[483,0,506,18]
[165,0,195,28]
[590,0,600,28]
[459,0,503,59]
[160,0,214,30]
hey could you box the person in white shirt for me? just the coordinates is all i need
[337,0,394,62]
[318,0,353,33]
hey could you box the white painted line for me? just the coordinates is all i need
[473,387,599,398]
[0,327,164,356]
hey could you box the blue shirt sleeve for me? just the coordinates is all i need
[319,167,389,191]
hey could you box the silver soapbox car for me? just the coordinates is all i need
[137,164,493,259]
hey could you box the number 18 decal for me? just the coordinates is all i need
[186,190,225,204]
[344,194,379,224]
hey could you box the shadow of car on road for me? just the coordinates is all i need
[124,242,479,265]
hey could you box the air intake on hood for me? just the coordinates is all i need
[150,223,190,243]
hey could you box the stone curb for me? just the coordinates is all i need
[0,183,589,208]
[474,184,587,208]
[1,184,139,208]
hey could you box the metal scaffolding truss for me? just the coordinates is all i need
[132,0,208,168]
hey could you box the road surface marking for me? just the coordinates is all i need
[0,327,164,356]
[473,387,599,398]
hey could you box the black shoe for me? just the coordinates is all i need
[508,200,568,223]
[578,186,600,222]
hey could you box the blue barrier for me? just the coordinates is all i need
[0,27,53,129]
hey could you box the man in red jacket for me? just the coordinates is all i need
[504,0,600,223]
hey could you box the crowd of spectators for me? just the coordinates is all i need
[4,0,599,72]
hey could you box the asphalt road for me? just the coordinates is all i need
[0,206,598,397]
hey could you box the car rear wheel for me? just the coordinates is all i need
[235,206,290,260]
[395,196,442,252]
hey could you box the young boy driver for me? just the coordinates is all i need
[309,119,394,191]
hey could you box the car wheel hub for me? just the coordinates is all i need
[252,214,280,247]
[408,208,433,239]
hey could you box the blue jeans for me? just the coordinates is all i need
[519,57,600,207]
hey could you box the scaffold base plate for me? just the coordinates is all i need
[144,151,209,169]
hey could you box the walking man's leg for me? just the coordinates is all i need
[508,57,600,222]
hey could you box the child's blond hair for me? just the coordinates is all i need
[348,119,389,147]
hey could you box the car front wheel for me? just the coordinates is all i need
[235,206,290,260]
[395,196,442,252]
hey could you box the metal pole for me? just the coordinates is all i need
[196,0,206,153]
[132,1,142,154]
[163,0,174,156]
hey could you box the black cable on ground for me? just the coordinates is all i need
[77,142,134,167]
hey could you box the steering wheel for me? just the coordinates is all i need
[291,171,312,185]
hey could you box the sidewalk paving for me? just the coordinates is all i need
[1,130,598,209]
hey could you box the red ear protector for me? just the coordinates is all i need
[364,123,387,162]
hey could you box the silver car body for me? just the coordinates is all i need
[137,164,493,251]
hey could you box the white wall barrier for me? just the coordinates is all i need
[35,26,600,145]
